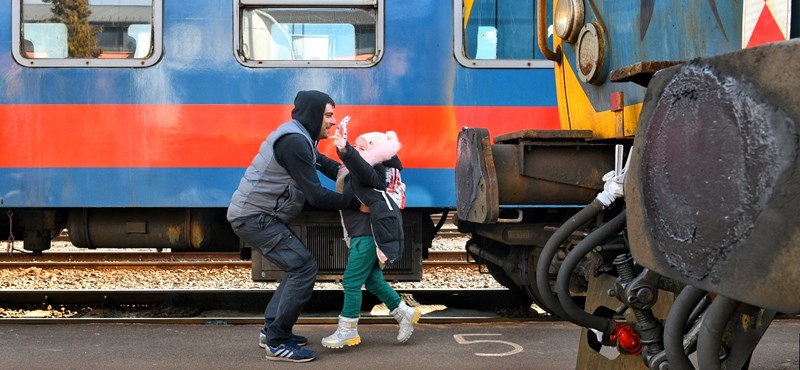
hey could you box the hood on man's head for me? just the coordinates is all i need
[291,90,335,141]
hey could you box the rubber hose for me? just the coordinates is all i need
[664,286,707,370]
[697,295,739,370]
[536,199,604,318]
[555,210,626,332]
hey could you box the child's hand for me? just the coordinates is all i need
[331,133,347,151]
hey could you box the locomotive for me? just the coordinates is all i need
[456,0,800,368]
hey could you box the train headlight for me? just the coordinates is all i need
[554,0,584,43]
[575,22,605,84]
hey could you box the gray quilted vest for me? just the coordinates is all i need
[227,120,315,223]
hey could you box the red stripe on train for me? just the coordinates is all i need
[0,104,558,168]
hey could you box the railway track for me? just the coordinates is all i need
[0,250,472,268]
[51,229,468,242]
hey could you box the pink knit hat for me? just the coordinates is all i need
[355,131,396,150]
[354,131,401,165]
[336,130,401,185]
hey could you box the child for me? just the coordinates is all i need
[322,129,421,349]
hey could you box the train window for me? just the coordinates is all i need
[235,0,383,67]
[454,0,553,68]
[12,0,162,67]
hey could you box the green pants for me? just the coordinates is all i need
[341,236,402,318]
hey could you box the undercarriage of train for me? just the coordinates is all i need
[456,41,800,369]
[1,207,433,282]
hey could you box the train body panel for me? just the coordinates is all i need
[0,1,558,213]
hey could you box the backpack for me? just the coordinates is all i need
[385,167,406,209]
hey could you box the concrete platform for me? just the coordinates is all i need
[0,320,796,369]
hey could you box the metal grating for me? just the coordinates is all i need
[304,225,349,271]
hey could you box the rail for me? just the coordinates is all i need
[0,251,472,268]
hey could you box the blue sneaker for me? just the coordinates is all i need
[259,332,308,348]
[265,342,317,363]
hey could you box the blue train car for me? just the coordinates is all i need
[0,0,558,280]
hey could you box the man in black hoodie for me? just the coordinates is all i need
[227,90,358,363]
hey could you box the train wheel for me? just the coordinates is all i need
[523,246,558,316]
[467,236,533,307]
[484,260,534,308]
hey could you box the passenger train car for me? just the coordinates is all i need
[0,1,558,281]
[456,0,800,368]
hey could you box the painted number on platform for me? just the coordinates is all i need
[453,334,523,357]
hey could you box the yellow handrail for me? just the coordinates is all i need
[537,0,562,63]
